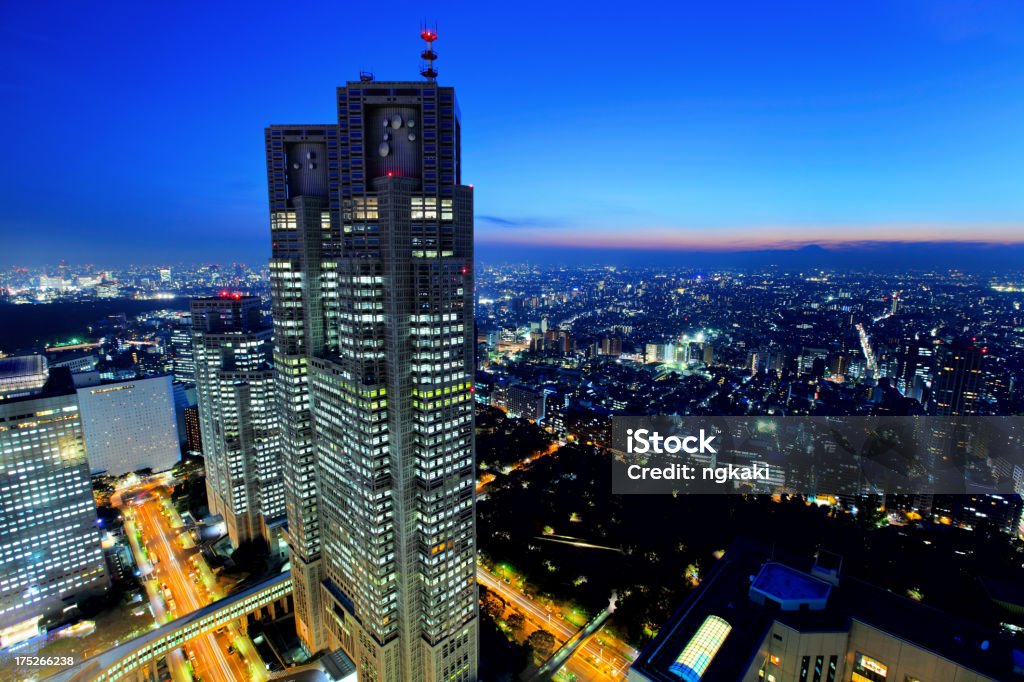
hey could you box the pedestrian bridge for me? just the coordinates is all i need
[47,572,292,682]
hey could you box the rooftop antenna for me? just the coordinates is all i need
[420,24,438,81]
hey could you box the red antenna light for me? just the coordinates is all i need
[420,24,438,80]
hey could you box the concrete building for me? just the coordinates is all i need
[508,385,544,422]
[629,538,1021,682]
[0,365,108,647]
[76,375,180,476]
[265,34,478,680]
[191,295,284,549]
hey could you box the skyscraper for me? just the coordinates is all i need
[170,313,197,384]
[190,295,284,549]
[266,31,477,682]
[183,404,203,456]
[0,362,108,647]
[931,340,984,416]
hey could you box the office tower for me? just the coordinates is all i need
[600,336,623,357]
[266,31,478,681]
[183,404,203,456]
[0,364,109,647]
[932,340,984,415]
[170,313,196,384]
[171,381,196,455]
[76,375,181,476]
[190,295,284,548]
[508,385,544,422]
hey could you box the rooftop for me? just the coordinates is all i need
[750,562,832,604]
[0,354,47,380]
[630,537,1022,682]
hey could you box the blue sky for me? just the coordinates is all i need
[2,1,1024,265]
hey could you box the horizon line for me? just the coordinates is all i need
[475,234,1024,252]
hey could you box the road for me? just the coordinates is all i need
[478,568,635,681]
[120,485,265,682]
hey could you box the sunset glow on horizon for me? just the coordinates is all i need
[476,223,1024,251]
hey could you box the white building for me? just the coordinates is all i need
[76,375,181,476]
[0,365,109,646]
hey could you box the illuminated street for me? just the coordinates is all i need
[478,567,635,681]
[117,482,267,682]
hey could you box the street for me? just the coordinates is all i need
[478,568,635,681]
[118,483,266,682]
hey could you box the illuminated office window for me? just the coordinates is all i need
[852,653,888,682]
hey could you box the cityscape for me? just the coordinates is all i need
[3,4,1024,682]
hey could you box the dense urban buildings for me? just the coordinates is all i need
[0,362,108,648]
[190,294,284,549]
[266,54,479,680]
[75,374,180,476]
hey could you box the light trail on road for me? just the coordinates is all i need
[125,488,258,682]
[477,569,634,680]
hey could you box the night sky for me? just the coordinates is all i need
[3,1,1024,266]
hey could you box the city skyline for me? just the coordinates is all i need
[3,7,1024,682]
[4,2,1024,265]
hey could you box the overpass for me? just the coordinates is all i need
[47,572,292,682]
[529,591,619,681]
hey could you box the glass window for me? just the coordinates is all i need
[852,653,888,682]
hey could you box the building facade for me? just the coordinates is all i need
[629,539,1018,682]
[0,366,109,647]
[183,404,203,456]
[931,340,984,416]
[76,375,181,476]
[266,57,478,681]
[170,313,197,384]
[191,295,284,548]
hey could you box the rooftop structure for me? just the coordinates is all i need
[0,355,49,399]
[629,538,1023,682]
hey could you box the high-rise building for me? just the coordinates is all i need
[600,336,623,357]
[931,340,984,416]
[76,375,181,476]
[508,385,544,422]
[266,32,478,681]
[0,364,109,647]
[190,295,284,548]
[170,313,196,384]
[183,404,203,456]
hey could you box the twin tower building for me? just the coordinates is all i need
[192,71,477,681]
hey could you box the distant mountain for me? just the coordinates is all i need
[476,241,1024,272]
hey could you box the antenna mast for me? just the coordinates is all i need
[420,24,438,81]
